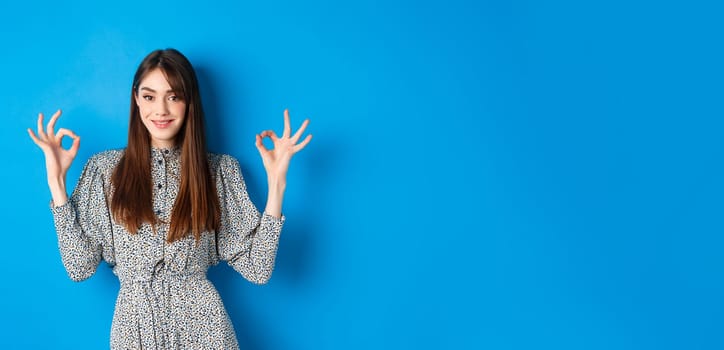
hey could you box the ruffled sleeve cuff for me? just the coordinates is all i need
[50,198,72,217]
[260,212,285,237]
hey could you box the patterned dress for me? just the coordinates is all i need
[50,146,284,349]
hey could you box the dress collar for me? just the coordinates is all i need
[151,145,181,159]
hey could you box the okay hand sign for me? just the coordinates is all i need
[27,109,81,183]
[255,109,312,183]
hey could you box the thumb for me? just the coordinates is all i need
[70,135,81,156]
[255,134,268,154]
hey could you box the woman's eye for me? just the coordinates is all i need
[169,96,179,102]
[143,95,154,101]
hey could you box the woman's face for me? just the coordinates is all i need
[134,68,186,148]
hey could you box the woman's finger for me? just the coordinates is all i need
[37,113,47,139]
[260,130,280,142]
[282,109,291,138]
[292,134,313,153]
[46,109,62,139]
[291,119,309,143]
[27,128,44,148]
[56,128,80,151]
[255,134,269,154]
[69,134,81,156]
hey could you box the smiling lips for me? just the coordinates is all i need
[152,119,175,129]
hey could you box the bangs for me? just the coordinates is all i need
[159,66,187,100]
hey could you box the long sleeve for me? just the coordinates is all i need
[214,154,284,285]
[50,154,116,282]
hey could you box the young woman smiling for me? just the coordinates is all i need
[28,48,312,349]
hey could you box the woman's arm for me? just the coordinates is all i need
[50,156,115,281]
[28,110,114,281]
[215,110,310,284]
[216,155,285,284]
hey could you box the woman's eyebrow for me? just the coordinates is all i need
[139,87,174,93]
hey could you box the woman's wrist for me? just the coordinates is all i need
[267,176,287,194]
[264,176,286,218]
[47,176,68,207]
[47,176,66,191]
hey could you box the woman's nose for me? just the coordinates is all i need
[155,101,170,116]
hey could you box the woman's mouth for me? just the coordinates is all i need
[152,120,174,129]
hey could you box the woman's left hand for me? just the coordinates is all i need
[255,109,312,185]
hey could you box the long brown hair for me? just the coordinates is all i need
[111,48,220,243]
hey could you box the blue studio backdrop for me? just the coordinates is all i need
[1,0,723,349]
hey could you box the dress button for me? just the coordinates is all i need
[158,160,162,165]
[155,210,161,215]
[164,149,169,154]
[157,183,162,189]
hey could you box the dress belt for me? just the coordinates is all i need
[117,269,206,285]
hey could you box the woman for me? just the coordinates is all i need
[27,48,311,349]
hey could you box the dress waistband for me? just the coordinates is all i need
[116,269,206,286]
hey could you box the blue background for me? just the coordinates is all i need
[1,0,723,349]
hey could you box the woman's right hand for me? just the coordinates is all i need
[28,110,80,206]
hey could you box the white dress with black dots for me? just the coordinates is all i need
[50,147,284,349]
